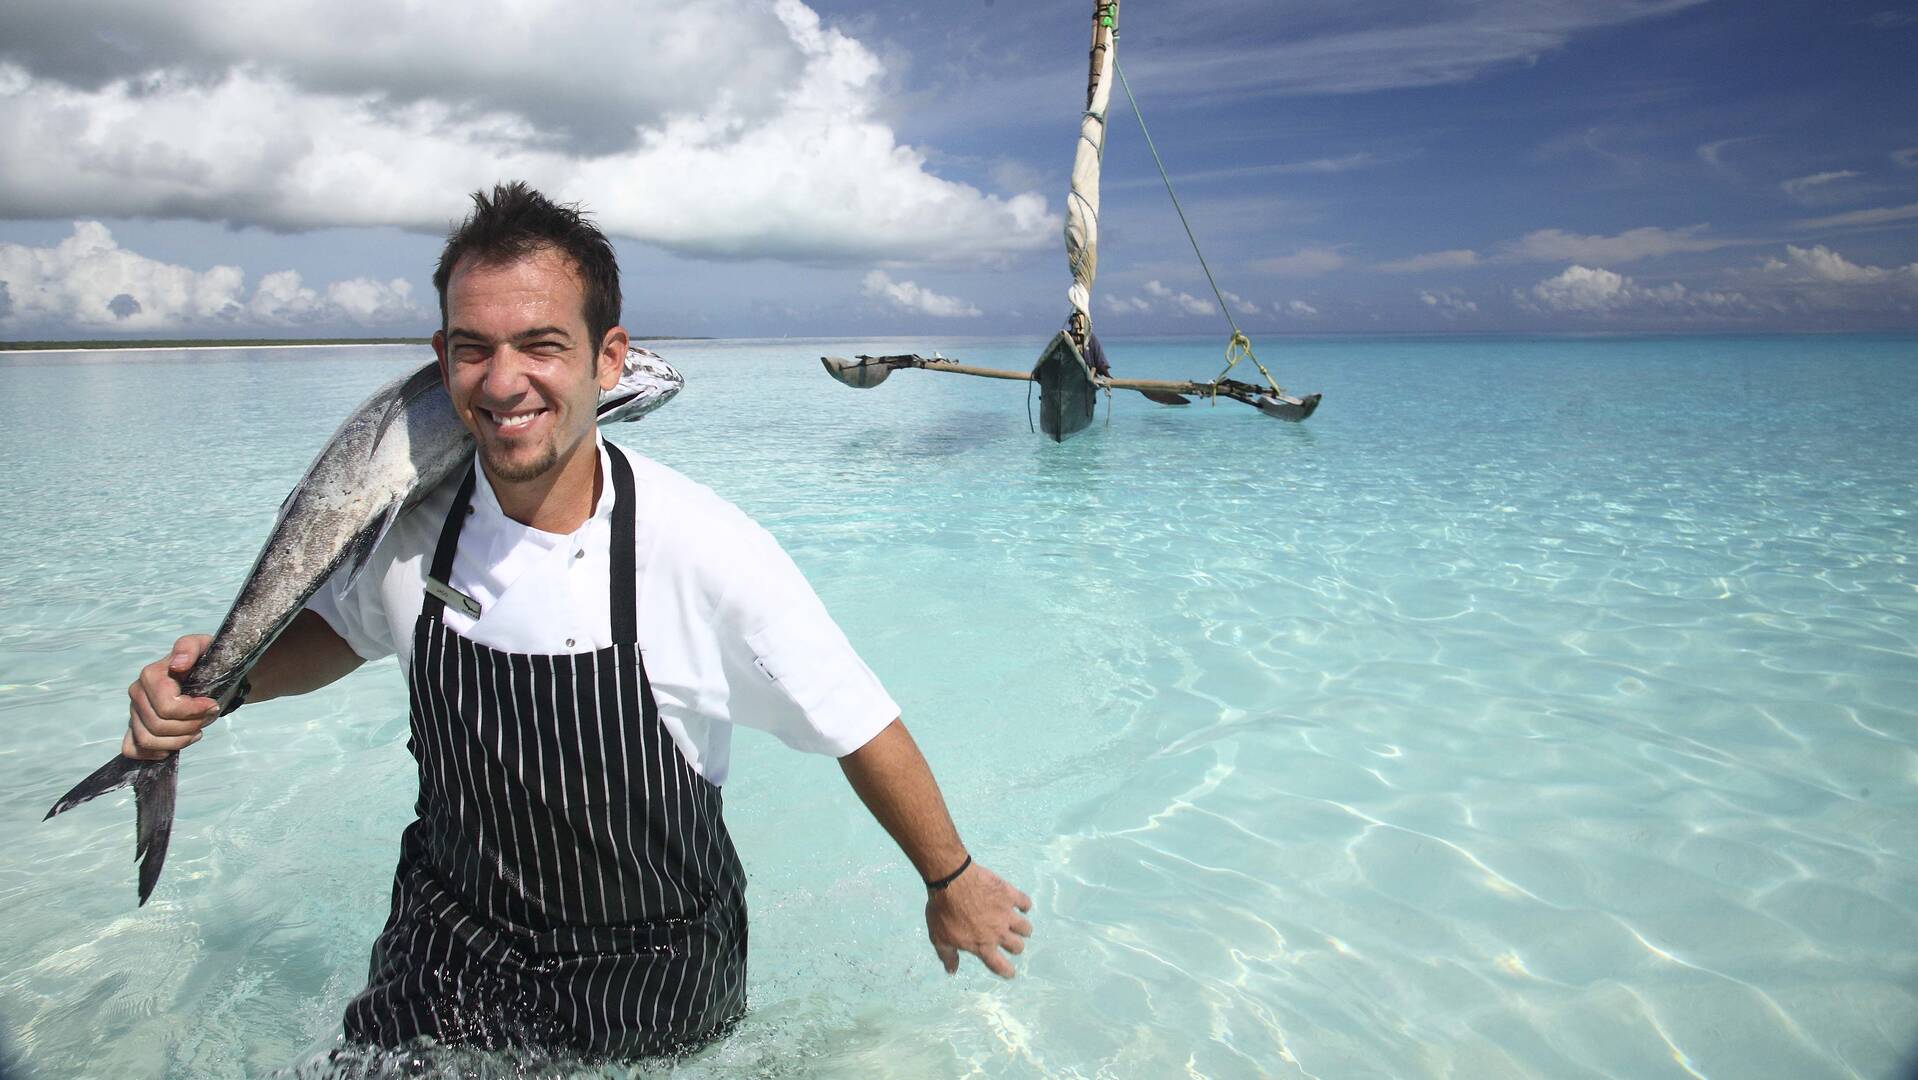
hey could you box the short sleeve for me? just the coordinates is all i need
[708,516,898,757]
[306,560,398,662]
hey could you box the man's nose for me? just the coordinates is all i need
[479,348,533,399]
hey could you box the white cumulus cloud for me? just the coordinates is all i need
[1894,148,1918,169]
[1520,264,1752,316]
[1143,280,1215,316]
[1283,300,1320,318]
[0,1,1056,264]
[0,221,421,332]
[1099,294,1152,315]
[1760,245,1918,289]
[861,270,980,317]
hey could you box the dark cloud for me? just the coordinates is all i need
[106,292,141,319]
[0,7,204,90]
[0,280,12,321]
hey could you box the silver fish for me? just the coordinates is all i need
[43,346,684,905]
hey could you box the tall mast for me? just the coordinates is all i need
[1064,0,1118,350]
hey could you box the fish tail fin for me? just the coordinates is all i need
[134,755,179,906]
[44,754,153,820]
[44,753,180,906]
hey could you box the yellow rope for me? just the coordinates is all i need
[1211,330,1284,397]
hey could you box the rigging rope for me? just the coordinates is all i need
[1111,55,1286,399]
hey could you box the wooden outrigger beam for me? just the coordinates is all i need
[820,353,1321,421]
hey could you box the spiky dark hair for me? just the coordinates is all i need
[433,181,622,347]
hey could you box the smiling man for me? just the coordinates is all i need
[121,182,1031,1060]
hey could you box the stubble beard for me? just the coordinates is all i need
[480,438,561,483]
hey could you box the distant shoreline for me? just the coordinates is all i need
[0,336,711,355]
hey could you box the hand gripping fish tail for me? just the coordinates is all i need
[44,753,178,906]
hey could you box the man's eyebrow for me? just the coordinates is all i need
[445,326,574,343]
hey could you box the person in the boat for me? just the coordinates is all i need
[121,181,1034,1061]
[1084,329,1112,379]
[1068,313,1112,378]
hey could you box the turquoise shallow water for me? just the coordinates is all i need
[1,334,1915,1078]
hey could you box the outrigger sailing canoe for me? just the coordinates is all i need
[823,0,1321,440]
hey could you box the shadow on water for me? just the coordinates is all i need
[830,408,1015,462]
[907,408,1020,457]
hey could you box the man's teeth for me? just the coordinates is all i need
[491,409,544,432]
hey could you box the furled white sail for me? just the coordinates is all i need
[1064,2,1118,344]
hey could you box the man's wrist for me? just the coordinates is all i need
[924,853,971,890]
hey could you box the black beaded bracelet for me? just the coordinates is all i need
[924,854,971,890]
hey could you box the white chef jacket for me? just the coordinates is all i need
[306,434,899,784]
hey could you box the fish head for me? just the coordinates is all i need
[597,345,685,423]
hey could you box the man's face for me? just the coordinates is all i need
[433,248,624,486]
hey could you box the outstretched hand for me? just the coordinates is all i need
[925,862,1032,978]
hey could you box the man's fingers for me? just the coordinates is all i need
[937,944,960,975]
[130,683,215,738]
[1010,913,1033,938]
[137,664,218,722]
[1010,886,1033,912]
[128,708,201,754]
[167,635,210,675]
[976,945,1016,979]
[121,730,166,761]
[999,932,1026,955]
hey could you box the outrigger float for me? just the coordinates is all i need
[823,0,1320,441]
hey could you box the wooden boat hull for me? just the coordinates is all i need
[1032,331,1098,441]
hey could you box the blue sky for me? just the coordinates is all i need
[1,0,1914,339]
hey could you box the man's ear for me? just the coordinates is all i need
[597,326,630,391]
[432,329,450,388]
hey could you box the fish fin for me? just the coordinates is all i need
[134,755,179,906]
[44,754,150,820]
[368,362,445,464]
[339,500,403,594]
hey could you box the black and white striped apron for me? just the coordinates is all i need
[343,450,748,1058]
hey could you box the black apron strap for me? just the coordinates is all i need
[606,444,639,644]
[421,461,478,623]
